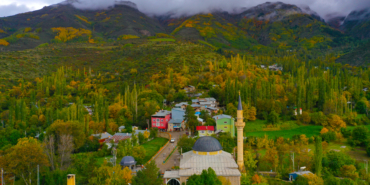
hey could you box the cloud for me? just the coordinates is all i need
[0,3,31,17]
[2,0,370,19]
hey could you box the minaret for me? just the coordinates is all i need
[235,92,245,171]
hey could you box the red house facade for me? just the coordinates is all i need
[151,110,171,131]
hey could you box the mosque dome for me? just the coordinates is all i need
[192,136,223,152]
[120,156,136,166]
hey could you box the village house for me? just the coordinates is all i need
[91,132,112,143]
[196,126,214,137]
[268,64,283,71]
[174,102,188,110]
[151,110,171,131]
[213,114,235,137]
[105,133,131,148]
[184,85,196,93]
[168,108,186,132]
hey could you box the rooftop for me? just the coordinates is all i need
[152,110,171,117]
[196,126,214,131]
[212,114,232,120]
[120,156,136,166]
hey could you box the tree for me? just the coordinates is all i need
[263,146,279,171]
[138,132,145,144]
[218,176,231,185]
[356,100,367,114]
[44,135,56,171]
[132,146,146,165]
[248,106,257,121]
[184,106,198,135]
[351,126,369,146]
[300,111,311,124]
[186,168,222,185]
[314,136,323,176]
[0,137,49,185]
[58,135,74,170]
[251,174,261,184]
[47,120,85,149]
[327,114,346,132]
[244,150,257,172]
[177,135,196,153]
[225,103,237,118]
[302,173,324,185]
[340,165,359,180]
[149,128,158,138]
[310,112,327,125]
[143,131,150,140]
[90,161,132,185]
[267,111,279,125]
[132,160,162,185]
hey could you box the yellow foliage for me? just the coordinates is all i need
[88,37,95,44]
[144,131,150,139]
[52,27,92,42]
[75,15,91,24]
[40,14,48,18]
[0,39,9,46]
[117,34,139,40]
[328,114,346,132]
[302,173,324,185]
[24,27,32,33]
[340,165,359,180]
[320,127,329,134]
[102,17,111,22]
[218,176,231,185]
[0,29,6,33]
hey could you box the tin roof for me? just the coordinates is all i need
[152,110,171,117]
[212,114,232,120]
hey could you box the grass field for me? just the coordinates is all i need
[149,38,175,42]
[245,125,322,138]
[142,137,169,163]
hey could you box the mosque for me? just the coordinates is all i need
[164,94,245,185]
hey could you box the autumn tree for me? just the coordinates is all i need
[0,137,49,185]
[300,111,311,124]
[302,173,324,185]
[184,105,199,135]
[58,135,74,170]
[340,165,359,180]
[248,106,257,121]
[263,146,279,171]
[44,135,56,171]
[47,120,85,149]
[327,114,346,132]
[90,161,132,185]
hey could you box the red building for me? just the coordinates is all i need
[151,110,171,131]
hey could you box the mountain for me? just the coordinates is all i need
[0,1,360,59]
[341,8,370,39]
[0,1,165,50]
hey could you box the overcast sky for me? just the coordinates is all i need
[1,0,370,19]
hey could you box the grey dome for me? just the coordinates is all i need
[192,136,223,152]
[120,156,136,166]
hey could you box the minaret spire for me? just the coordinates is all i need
[235,91,245,171]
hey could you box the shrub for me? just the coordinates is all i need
[351,126,369,146]
[321,131,336,143]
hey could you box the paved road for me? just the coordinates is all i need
[154,131,185,173]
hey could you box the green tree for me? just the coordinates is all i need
[132,160,162,185]
[187,168,222,185]
[267,111,279,125]
[352,126,369,146]
[178,135,196,153]
[356,100,367,114]
[184,105,199,135]
[314,136,323,176]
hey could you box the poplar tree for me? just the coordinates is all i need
[314,136,323,176]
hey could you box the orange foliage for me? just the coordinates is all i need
[252,174,261,184]
[0,29,6,33]
[0,39,9,46]
[320,127,329,134]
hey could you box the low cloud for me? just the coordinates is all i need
[0,3,31,17]
[2,0,370,19]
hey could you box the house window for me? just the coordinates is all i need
[161,119,164,122]
[152,119,155,122]
[200,131,204,133]
[224,126,227,128]
[224,121,227,123]
[161,124,163,126]
[157,119,160,122]
[156,122,160,126]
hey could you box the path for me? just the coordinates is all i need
[154,131,185,173]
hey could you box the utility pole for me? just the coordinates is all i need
[1,168,4,185]
[291,152,295,172]
[365,160,368,175]
[37,165,39,185]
